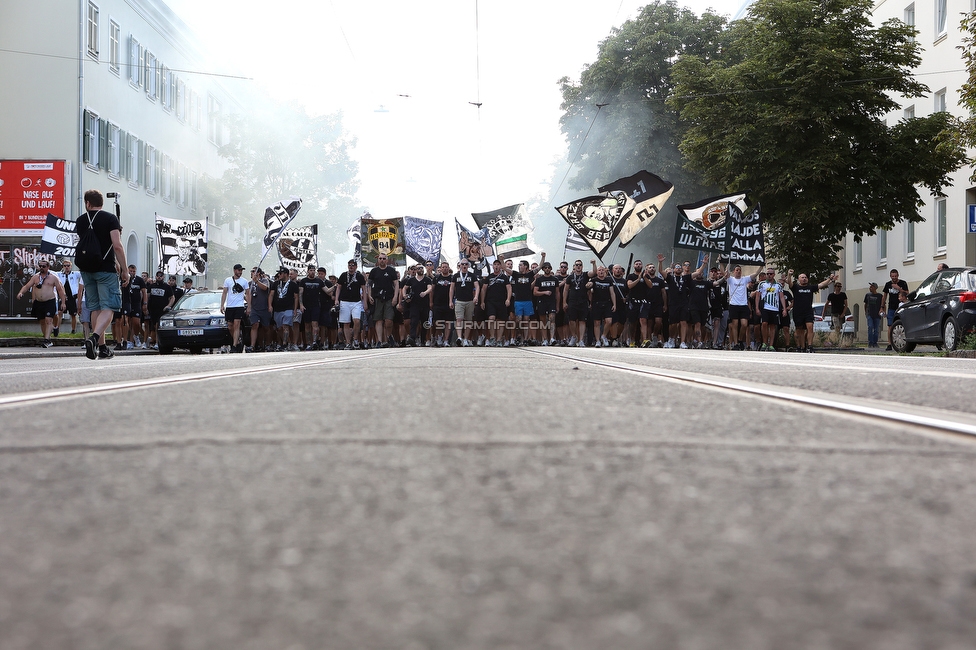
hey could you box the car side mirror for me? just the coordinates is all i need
[907,291,916,302]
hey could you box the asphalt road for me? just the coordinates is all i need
[1,347,975,649]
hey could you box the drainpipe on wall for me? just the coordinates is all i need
[77,0,85,214]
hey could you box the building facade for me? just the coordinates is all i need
[0,0,251,316]
[842,0,976,337]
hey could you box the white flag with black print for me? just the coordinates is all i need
[39,213,79,257]
[277,224,318,273]
[261,199,303,255]
[155,213,208,276]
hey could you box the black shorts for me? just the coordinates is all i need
[303,305,321,323]
[554,309,566,327]
[32,299,57,320]
[393,306,405,325]
[433,306,454,324]
[225,306,246,322]
[611,305,628,324]
[710,306,725,320]
[128,308,143,321]
[688,309,709,325]
[63,295,78,315]
[485,301,508,319]
[677,305,691,323]
[318,306,338,329]
[646,303,663,319]
[628,303,644,323]
[761,310,780,324]
[591,301,613,321]
[536,300,557,316]
[792,311,814,327]
[566,303,589,322]
[729,304,750,321]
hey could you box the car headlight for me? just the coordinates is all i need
[210,317,226,327]
[159,319,175,329]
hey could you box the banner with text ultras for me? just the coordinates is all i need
[0,160,69,236]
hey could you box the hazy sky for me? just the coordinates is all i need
[166,0,746,258]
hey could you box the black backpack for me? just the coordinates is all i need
[75,212,111,272]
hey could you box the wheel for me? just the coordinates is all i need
[158,344,174,355]
[942,317,959,351]
[890,321,915,353]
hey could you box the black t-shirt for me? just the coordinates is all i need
[299,277,324,307]
[147,280,173,314]
[864,292,883,318]
[627,273,649,301]
[882,280,909,310]
[564,272,589,305]
[452,271,477,302]
[668,273,690,307]
[320,278,335,308]
[590,276,614,303]
[825,291,847,315]
[128,275,146,310]
[172,286,185,303]
[431,273,453,306]
[271,279,299,312]
[483,272,511,303]
[610,274,628,302]
[791,283,816,314]
[403,276,431,307]
[337,271,366,302]
[76,209,121,273]
[368,266,398,300]
[708,281,728,311]
[646,276,666,307]
[511,270,536,302]
[534,274,560,303]
[688,277,710,311]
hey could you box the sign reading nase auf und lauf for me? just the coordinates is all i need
[0,160,68,236]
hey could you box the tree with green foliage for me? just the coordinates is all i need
[200,103,361,275]
[670,0,966,278]
[954,11,976,180]
[556,1,729,255]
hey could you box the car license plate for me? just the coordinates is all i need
[178,329,204,336]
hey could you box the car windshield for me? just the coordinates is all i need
[174,291,220,311]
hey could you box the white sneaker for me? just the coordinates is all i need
[679,342,689,349]
[611,339,620,348]
[601,336,610,347]
[578,340,586,347]
[476,335,486,347]
[666,338,675,348]
[542,339,549,346]
[568,336,577,347]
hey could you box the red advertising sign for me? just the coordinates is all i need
[0,160,68,236]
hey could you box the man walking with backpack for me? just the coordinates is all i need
[75,190,128,360]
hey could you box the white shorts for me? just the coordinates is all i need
[339,300,363,324]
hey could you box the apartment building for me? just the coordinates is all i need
[0,0,252,316]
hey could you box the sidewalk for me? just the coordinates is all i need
[0,338,156,360]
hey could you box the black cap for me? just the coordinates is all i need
[233,264,244,270]
[183,278,192,283]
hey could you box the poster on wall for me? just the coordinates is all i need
[0,242,61,317]
[0,160,69,236]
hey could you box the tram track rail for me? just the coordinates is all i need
[523,347,976,445]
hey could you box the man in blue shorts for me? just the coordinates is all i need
[75,190,128,360]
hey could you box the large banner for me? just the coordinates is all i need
[555,192,635,258]
[0,243,60,316]
[39,213,79,258]
[727,202,765,264]
[471,203,535,259]
[347,215,364,263]
[673,192,749,254]
[597,170,674,246]
[277,224,318,273]
[155,214,208,276]
[361,217,405,267]
[0,160,68,236]
[403,216,444,265]
[456,220,495,272]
